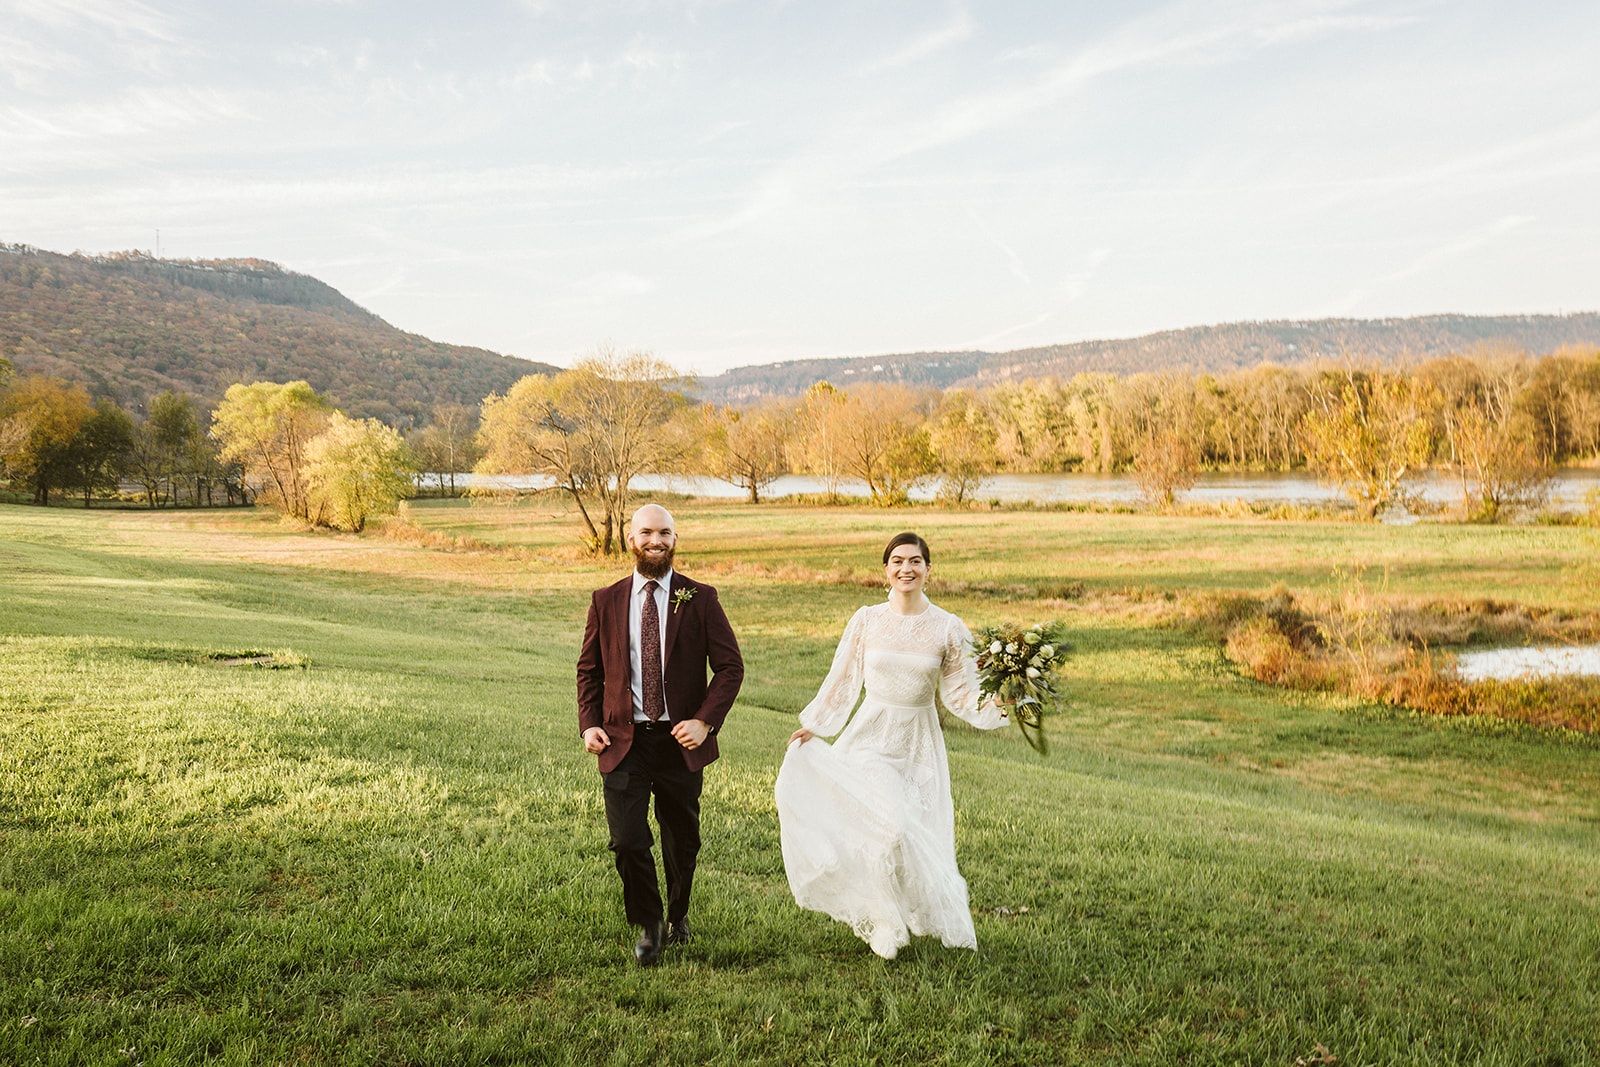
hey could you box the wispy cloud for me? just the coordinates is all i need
[1248,10,1421,48]
[1380,215,1535,284]
[620,39,681,74]
[1,0,188,78]
[698,119,749,145]
[275,40,375,77]
[967,208,1031,285]
[1060,248,1112,302]
[4,162,690,220]
[3,0,175,41]
[693,0,1416,243]
[0,31,84,88]
[0,85,244,146]
[967,312,1054,349]
[858,8,973,76]
[573,270,657,302]
[1331,215,1535,313]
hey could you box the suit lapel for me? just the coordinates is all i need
[663,573,688,664]
[609,577,632,665]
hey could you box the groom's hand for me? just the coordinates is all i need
[671,718,710,750]
[582,727,611,753]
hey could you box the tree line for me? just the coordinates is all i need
[0,361,455,532]
[473,346,1600,548]
[5,345,1598,547]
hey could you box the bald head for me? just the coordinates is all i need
[628,504,678,579]
[630,504,675,537]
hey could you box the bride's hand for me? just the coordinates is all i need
[789,728,814,745]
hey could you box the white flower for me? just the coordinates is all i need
[1026,667,1041,679]
[990,640,1003,654]
[1040,644,1054,658]
[1005,643,1018,654]
[1024,631,1041,645]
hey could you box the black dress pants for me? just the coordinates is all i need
[602,722,703,928]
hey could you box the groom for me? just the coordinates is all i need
[576,504,744,966]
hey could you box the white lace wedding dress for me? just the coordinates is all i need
[774,601,1008,959]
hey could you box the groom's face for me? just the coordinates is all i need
[629,507,677,579]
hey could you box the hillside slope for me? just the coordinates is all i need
[696,312,1600,404]
[0,244,555,423]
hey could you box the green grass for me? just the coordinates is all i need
[2,501,1598,1064]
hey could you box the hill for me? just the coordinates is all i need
[694,312,1600,404]
[0,244,556,424]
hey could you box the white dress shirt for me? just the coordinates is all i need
[628,568,673,722]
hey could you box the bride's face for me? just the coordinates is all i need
[884,545,929,595]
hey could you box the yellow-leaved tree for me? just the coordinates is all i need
[303,413,414,532]
[211,380,332,520]
[1300,366,1440,520]
[0,376,93,504]
[696,400,790,503]
[476,347,689,553]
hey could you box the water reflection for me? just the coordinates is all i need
[1454,646,1600,683]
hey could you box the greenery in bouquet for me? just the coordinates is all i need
[972,620,1070,754]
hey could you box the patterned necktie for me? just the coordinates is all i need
[640,580,665,721]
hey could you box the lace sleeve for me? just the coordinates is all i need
[798,607,868,737]
[938,613,1009,730]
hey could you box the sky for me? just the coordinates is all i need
[2,1,1598,376]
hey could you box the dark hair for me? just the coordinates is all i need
[882,531,931,565]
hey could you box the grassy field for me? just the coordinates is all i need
[2,498,1598,1065]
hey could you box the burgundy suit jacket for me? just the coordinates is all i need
[576,572,743,774]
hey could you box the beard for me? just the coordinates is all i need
[631,542,676,580]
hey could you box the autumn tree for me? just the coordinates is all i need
[0,359,27,481]
[1300,367,1439,519]
[169,393,227,505]
[1120,372,1199,508]
[1425,355,1552,521]
[211,380,332,521]
[0,376,93,503]
[928,389,997,504]
[1238,364,1312,470]
[698,400,790,503]
[411,402,481,496]
[1521,348,1600,461]
[477,348,688,553]
[795,381,849,501]
[479,372,606,549]
[989,379,1079,471]
[64,400,135,506]
[128,392,207,507]
[836,384,936,506]
[1071,374,1119,473]
[0,414,24,481]
[1132,428,1197,509]
[303,413,414,531]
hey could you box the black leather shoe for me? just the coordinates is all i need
[634,921,666,966]
[666,918,692,945]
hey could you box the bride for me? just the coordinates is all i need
[774,531,1009,959]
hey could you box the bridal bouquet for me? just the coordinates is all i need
[973,621,1070,755]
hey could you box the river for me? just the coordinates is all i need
[448,468,1600,512]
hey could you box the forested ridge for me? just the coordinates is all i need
[698,312,1600,404]
[0,244,555,424]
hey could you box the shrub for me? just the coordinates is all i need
[1203,583,1600,734]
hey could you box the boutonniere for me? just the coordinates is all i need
[671,587,695,614]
